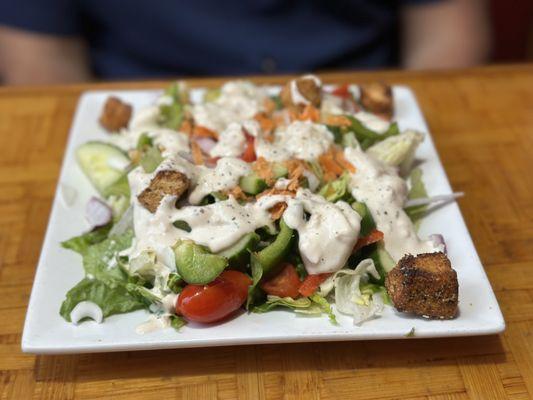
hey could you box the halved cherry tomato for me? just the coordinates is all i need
[298,273,332,297]
[331,84,351,99]
[176,270,252,323]
[241,133,256,162]
[260,263,301,298]
[353,229,384,252]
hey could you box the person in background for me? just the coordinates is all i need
[0,0,489,85]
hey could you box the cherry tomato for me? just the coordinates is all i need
[260,263,301,298]
[176,270,252,323]
[331,84,351,99]
[298,272,332,297]
[353,229,384,252]
[241,133,256,162]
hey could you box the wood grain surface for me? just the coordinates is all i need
[1,64,532,400]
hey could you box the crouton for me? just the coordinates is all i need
[281,75,322,109]
[385,252,458,319]
[99,96,132,132]
[360,82,393,119]
[138,170,189,213]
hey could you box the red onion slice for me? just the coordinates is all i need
[85,197,113,228]
[195,137,217,154]
[429,234,447,254]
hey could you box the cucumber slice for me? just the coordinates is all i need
[272,163,288,179]
[218,232,260,268]
[239,173,267,195]
[76,141,130,196]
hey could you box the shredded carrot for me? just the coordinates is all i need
[353,229,384,252]
[257,188,296,199]
[252,157,275,185]
[334,148,356,173]
[323,114,352,127]
[318,147,355,181]
[284,159,306,180]
[319,151,344,178]
[193,125,219,140]
[179,118,193,136]
[253,112,275,134]
[190,140,204,165]
[263,98,277,115]
[226,185,249,201]
[297,104,320,122]
[269,202,287,220]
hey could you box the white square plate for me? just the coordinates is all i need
[22,85,505,354]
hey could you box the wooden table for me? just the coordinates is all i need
[1,64,532,399]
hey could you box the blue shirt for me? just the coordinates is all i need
[0,0,437,79]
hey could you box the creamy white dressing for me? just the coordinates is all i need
[255,120,334,162]
[321,93,345,115]
[136,315,171,334]
[209,122,246,158]
[283,189,361,274]
[172,196,280,252]
[191,81,267,133]
[135,194,280,255]
[289,75,322,106]
[353,111,390,134]
[344,147,439,261]
[150,129,190,157]
[189,157,250,205]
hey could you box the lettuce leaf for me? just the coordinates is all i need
[318,172,354,203]
[366,130,423,175]
[81,230,133,282]
[252,295,316,313]
[59,278,146,322]
[404,168,428,229]
[332,259,385,325]
[61,224,112,255]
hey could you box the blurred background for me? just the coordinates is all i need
[0,0,531,85]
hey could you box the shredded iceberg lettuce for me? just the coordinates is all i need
[366,130,423,175]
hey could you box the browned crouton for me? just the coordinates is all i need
[385,252,458,319]
[281,76,322,109]
[360,82,393,119]
[99,96,132,132]
[138,170,189,213]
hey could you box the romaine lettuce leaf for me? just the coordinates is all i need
[61,224,112,255]
[81,230,134,282]
[59,278,146,322]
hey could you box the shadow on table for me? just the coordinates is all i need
[33,334,506,382]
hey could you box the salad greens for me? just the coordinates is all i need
[61,76,442,332]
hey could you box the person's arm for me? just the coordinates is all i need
[0,26,92,84]
[402,0,491,69]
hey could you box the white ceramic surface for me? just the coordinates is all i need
[22,86,505,354]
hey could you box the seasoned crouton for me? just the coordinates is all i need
[281,75,322,109]
[99,96,132,132]
[360,82,393,119]
[138,170,189,213]
[385,252,458,319]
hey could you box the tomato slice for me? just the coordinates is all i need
[331,84,351,99]
[260,263,301,298]
[298,273,332,297]
[176,270,252,323]
[353,229,384,252]
[241,132,256,162]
